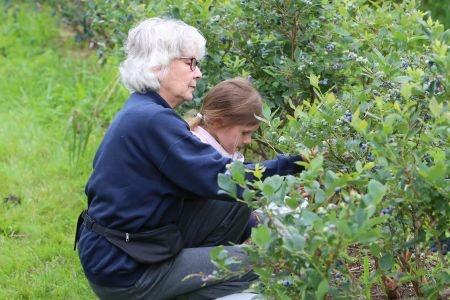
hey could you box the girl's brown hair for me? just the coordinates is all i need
[189,77,263,129]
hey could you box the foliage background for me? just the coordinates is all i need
[0,0,448,298]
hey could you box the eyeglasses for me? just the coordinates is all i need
[179,57,199,71]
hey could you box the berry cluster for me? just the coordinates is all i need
[359,142,368,152]
[332,62,343,70]
[343,110,352,123]
[325,43,335,52]
[430,237,449,255]
[380,206,394,216]
[423,154,433,167]
[319,78,329,85]
[401,58,409,69]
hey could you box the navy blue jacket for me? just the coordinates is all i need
[77,91,303,287]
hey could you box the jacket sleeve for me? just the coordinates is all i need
[144,110,304,199]
[144,110,233,199]
[246,154,304,180]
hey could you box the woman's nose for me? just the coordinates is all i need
[194,66,202,79]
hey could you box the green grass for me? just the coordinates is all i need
[0,3,127,298]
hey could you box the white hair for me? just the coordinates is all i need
[119,18,206,93]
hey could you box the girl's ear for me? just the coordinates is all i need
[211,118,226,129]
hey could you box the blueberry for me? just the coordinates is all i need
[343,111,352,123]
[326,43,335,52]
[332,63,343,70]
[319,78,329,85]
[434,79,444,94]
[359,142,368,151]
[340,166,349,173]
[367,152,374,161]
[347,52,358,60]
[335,187,341,193]
[401,59,409,69]
[427,60,435,68]
[423,154,433,166]
[282,279,293,288]
[380,207,393,216]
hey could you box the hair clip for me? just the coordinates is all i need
[196,113,204,120]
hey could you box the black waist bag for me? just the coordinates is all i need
[74,210,183,264]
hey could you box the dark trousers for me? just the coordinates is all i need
[89,199,257,300]
[178,198,252,248]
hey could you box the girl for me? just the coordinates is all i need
[189,77,263,240]
[189,77,262,162]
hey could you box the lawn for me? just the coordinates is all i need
[0,3,125,298]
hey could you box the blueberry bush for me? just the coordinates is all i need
[214,1,449,298]
[45,0,449,298]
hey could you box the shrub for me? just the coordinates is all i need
[213,0,449,298]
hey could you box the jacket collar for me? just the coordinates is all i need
[131,90,172,109]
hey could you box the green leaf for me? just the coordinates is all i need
[210,245,227,260]
[309,155,324,173]
[383,114,398,135]
[364,179,386,205]
[364,162,375,170]
[400,83,412,99]
[370,243,381,257]
[285,196,298,209]
[420,162,446,181]
[335,26,350,36]
[355,160,363,173]
[242,188,255,202]
[314,189,325,203]
[429,98,442,118]
[351,110,368,133]
[262,184,274,196]
[309,73,319,89]
[252,225,271,248]
[254,267,272,281]
[325,92,336,104]
[210,246,229,269]
[316,279,328,300]
[380,254,394,271]
[230,161,246,186]
[302,210,320,226]
[283,227,305,252]
[218,173,237,198]
[262,103,272,121]
[262,175,283,197]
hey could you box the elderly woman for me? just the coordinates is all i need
[75,18,303,299]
